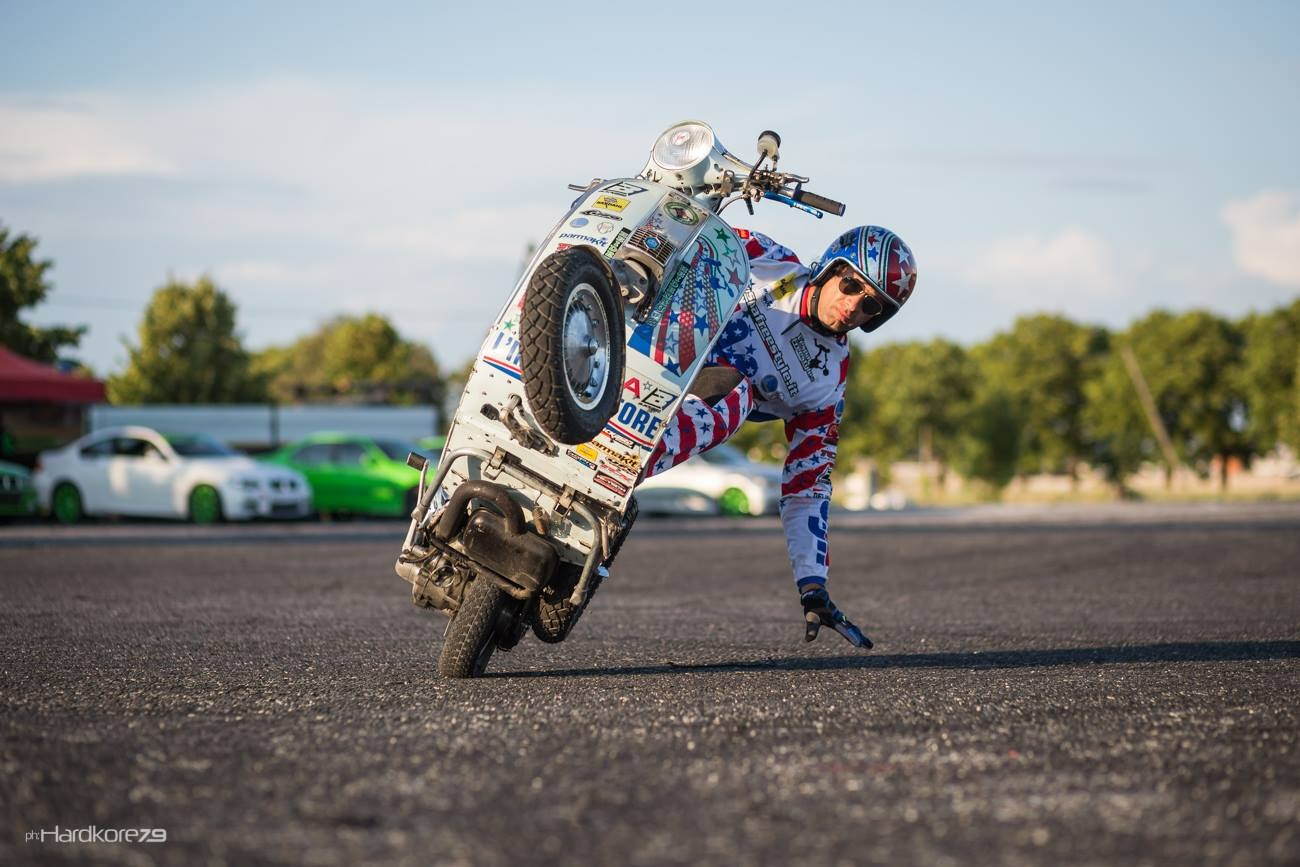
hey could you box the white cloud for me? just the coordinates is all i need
[962,227,1122,300]
[0,99,177,182]
[1221,191,1300,287]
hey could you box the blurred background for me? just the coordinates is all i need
[2,0,1298,514]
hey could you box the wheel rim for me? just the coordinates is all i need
[719,487,750,517]
[190,486,220,524]
[53,485,80,523]
[561,282,611,411]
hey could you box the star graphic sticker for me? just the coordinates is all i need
[892,272,915,297]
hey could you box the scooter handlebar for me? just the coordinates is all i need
[792,188,846,217]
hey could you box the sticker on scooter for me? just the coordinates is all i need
[602,181,648,196]
[603,227,632,260]
[628,235,739,380]
[592,194,630,212]
[663,199,701,226]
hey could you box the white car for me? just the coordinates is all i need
[636,442,782,516]
[34,426,312,524]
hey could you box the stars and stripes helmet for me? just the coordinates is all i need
[810,226,917,333]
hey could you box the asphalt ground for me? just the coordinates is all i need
[1,502,1298,866]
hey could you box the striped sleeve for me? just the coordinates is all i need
[778,397,843,583]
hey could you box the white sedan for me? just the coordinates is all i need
[34,426,312,524]
[636,442,782,517]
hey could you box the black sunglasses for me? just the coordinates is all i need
[835,269,884,318]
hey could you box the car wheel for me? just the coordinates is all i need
[402,487,419,518]
[718,487,751,517]
[188,485,223,525]
[51,482,84,525]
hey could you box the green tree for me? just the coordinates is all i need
[971,314,1110,482]
[840,338,977,481]
[108,276,266,404]
[1239,298,1300,453]
[952,388,1022,495]
[0,224,86,362]
[253,313,444,406]
[1091,310,1252,490]
[1080,349,1152,496]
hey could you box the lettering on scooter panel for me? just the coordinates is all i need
[490,329,523,368]
[615,402,664,440]
[565,448,598,472]
[603,227,632,260]
[601,181,648,197]
[558,232,610,247]
[639,386,677,412]
[592,194,630,212]
[581,209,623,221]
[593,471,630,497]
[599,428,640,452]
[621,376,677,411]
[591,439,640,474]
[598,461,637,485]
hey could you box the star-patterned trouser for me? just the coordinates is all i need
[642,376,754,480]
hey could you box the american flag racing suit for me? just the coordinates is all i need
[642,229,848,593]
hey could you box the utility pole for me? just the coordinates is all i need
[1119,344,1180,482]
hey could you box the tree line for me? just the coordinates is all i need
[5,223,1298,494]
[731,306,1299,495]
[1,224,443,408]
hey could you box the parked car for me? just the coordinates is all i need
[636,442,782,516]
[263,433,429,518]
[0,459,37,520]
[33,427,311,524]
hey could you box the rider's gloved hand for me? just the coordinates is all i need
[800,585,873,649]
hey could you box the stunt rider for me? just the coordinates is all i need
[639,225,918,649]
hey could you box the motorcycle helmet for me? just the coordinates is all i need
[809,226,917,333]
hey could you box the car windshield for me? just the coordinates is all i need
[164,434,242,457]
[374,439,421,462]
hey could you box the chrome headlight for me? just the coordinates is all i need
[238,477,261,491]
[650,121,715,172]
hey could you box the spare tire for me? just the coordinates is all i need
[520,247,625,444]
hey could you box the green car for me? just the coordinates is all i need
[0,459,37,520]
[263,433,430,518]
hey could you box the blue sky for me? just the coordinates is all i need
[4,0,1298,376]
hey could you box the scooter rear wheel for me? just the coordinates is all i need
[521,247,625,444]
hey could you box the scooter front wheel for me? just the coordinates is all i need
[437,578,510,678]
[521,247,625,444]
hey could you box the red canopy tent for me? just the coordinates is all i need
[0,345,106,403]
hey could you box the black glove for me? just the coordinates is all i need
[800,587,873,649]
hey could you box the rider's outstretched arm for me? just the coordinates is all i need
[779,399,872,649]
